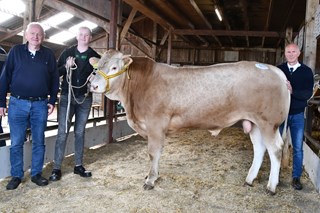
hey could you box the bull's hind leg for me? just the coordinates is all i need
[143,132,165,190]
[264,129,283,195]
[245,124,266,186]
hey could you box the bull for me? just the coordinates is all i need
[88,49,290,195]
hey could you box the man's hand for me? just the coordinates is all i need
[65,56,76,69]
[47,104,55,116]
[286,80,292,94]
[0,107,6,117]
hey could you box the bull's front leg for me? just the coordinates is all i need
[143,134,164,190]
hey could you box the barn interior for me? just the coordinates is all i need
[0,0,320,193]
[0,0,312,66]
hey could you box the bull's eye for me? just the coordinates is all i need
[112,67,117,70]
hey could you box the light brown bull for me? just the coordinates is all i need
[89,49,290,195]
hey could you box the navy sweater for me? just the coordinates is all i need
[277,62,314,115]
[0,43,60,107]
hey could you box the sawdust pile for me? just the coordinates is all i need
[1,127,319,212]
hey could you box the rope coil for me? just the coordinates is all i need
[64,57,91,133]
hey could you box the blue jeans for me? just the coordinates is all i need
[8,97,48,179]
[53,94,92,170]
[280,112,305,178]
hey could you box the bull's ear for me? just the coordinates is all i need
[122,55,133,68]
[89,57,100,69]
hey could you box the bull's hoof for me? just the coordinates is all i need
[243,182,253,187]
[265,188,276,196]
[143,183,154,190]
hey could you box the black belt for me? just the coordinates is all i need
[11,94,47,101]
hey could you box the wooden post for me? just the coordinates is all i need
[167,30,172,65]
[106,0,120,143]
[303,0,317,71]
[152,22,157,59]
[285,27,293,46]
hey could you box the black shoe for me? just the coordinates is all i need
[74,165,92,178]
[49,169,62,181]
[6,177,22,190]
[31,174,49,186]
[292,178,303,190]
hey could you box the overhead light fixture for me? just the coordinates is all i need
[215,7,222,21]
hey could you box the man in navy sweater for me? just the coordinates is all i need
[0,22,60,190]
[278,43,314,190]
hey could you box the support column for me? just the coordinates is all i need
[167,30,172,65]
[106,0,121,143]
[303,0,320,194]
[303,0,317,71]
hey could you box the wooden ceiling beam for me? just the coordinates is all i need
[276,0,298,47]
[173,29,297,37]
[261,0,274,47]
[0,26,23,43]
[188,0,221,46]
[149,0,194,29]
[44,0,111,33]
[123,0,173,30]
[211,0,234,45]
[239,0,250,47]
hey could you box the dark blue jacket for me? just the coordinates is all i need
[278,62,314,115]
[0,43,60,107]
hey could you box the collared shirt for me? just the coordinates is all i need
[287,62,301,73]
[0,43,60,107]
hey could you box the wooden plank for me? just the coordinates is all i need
[173,29,292,37]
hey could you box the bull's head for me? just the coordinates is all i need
[88,49,132,94]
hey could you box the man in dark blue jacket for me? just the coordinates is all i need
[49,26,100,181]
[278,43,314,190]
[0,22,60,190]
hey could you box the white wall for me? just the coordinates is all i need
[0,120,135,179]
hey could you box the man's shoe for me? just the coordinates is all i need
[31,174,49,186]
[49,169,62,181]
[6,177,22,190]
[292,178,303,190]
[74,165,92,178]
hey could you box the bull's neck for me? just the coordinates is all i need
[106,73,127,102]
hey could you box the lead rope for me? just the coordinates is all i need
[65,60,91,133]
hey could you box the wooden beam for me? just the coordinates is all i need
[156,30,170,58]
[173,29,295,37]
[276,0,298,47]
[189,0,212,29]
[123,0,173,30]
[167,30,172,65]
[44,0,110,33]
[212,0,234,45]
[261,0,274,47]
[0,26,24,43]
[239,0,250,47]
[148,0,194,29]
[189,0,221,46]
[35,0,45,20]
[120,8,137,42]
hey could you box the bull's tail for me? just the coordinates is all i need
[281,84,291,168]
[281,117,290,168]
